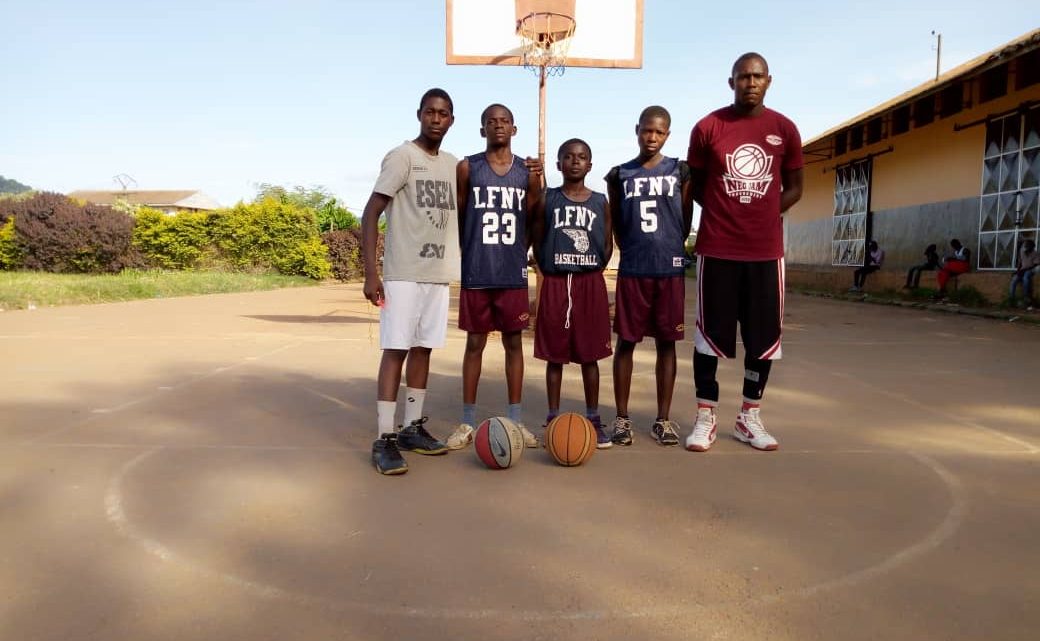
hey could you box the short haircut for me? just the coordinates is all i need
[557,138,592,159]
[638,105,671,128]
[732,52,769,76]
[951,238,962,248]
[481,103,514,124]
[419,88,454,114]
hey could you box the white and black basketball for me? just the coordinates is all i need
[474,416,525,469]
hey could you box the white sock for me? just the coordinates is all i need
[403,387,426,425]
[376,400,396,438]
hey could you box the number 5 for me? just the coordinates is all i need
[639,200,658,232]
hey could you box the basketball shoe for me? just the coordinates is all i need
[589,415,613,450]
[517,423,539,448]
[372,433,408,475]
[445,423,474,450]
[685,407,717,452]
[651,419,680,446]
[397,417,448,455]
[610,416,633,446]
[733,407,778,451]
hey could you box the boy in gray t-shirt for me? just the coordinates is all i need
[362,88,459,475]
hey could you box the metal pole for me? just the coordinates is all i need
[538,63,547,166]
[933,31,942,80]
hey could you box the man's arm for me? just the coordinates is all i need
[606,170,624,251]
[456,159,470,240]
[525,168,543,250]
[602,194,614,266]
[780,167,804,213]
[362,192,392,306]
[680,164,694,238]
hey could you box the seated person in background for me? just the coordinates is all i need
[1009,239,1039,309]
[904,243,940,289]
[934,238,971,300]
[850,240,884,292]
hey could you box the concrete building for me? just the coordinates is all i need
[785,28,1040,300]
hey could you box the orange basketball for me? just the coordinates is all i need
[545,413,596,467]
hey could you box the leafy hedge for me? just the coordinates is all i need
[209,196,331,279]
[0,192,137,273]
[132,207,212,270]
[323,228,385,281]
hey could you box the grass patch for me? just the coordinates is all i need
[0,269,319,310]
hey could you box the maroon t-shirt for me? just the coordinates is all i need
[687,106,803,261]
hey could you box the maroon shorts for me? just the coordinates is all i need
[613,275,685,343]
[458,287,531,333]
[534,272,612,364]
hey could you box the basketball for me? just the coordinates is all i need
[545,413,596,467]
[731,144,767,177]
[474,417,525,469]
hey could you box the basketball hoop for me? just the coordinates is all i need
[515,0,576,76]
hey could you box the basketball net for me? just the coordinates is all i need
[517,12,575,76]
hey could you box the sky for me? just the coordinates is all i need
[2,1,1038,217]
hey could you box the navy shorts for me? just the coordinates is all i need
[694,256,784,360]
[534,272,612,364]
[458,287,531,333]
[613,275,685,343]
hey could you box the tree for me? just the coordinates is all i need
[0,175,32,195]
[253,184,358,233]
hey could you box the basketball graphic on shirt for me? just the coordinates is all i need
[730,145,768,179]
[723,144,775,203]
[562,228,590,253]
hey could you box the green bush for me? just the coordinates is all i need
[0,217,22,269]
[132,207,213,270]
[210,196,331,279]
[322,228,385,281]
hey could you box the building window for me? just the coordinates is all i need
[1016,49,1040,90]
[891,105,911,135]
[978,105,1040,269]
[833,131,847,157]
[980,64,1009,103]
[940,83,964,118]
[849,125,864,150]
[866,117,883,144]
[832,158,871,266]
[914,95,935,127]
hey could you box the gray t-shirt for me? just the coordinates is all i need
[374,141,460,283]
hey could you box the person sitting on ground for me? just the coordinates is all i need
[934,238,971,300]
[850,240,884,292]
[904,243,940,289]
[1009,239,1039,309]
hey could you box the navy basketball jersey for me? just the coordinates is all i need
[609,157,688,277]
[460,153,530,288]
[538,188,608,275]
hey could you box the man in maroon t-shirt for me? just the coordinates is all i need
[684,52,804,453]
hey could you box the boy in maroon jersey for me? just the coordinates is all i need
[685,52,804,452]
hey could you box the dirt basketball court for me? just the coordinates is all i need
[1,278,1037,640]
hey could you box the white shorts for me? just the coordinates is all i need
[380,281,450,350]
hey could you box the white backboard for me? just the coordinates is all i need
[446,0,644,69]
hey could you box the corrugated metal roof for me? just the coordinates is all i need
[68,190,222,210]
[804,28,1040,148]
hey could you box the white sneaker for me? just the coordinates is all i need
[685,407,717,452]
[518,424,539,448]
[733,407,778,451]
[445,423,474,450]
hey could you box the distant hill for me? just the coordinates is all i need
[0,175,32,194]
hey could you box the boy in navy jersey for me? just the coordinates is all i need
[686,53,804,452]
[606,106,694,447]
[446,104,542,450]
[531,139,613,446]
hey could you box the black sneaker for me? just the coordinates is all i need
[611,416,633,446]
[651,419,680,446]
[372,433,408,475]
[397,417,448,455]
